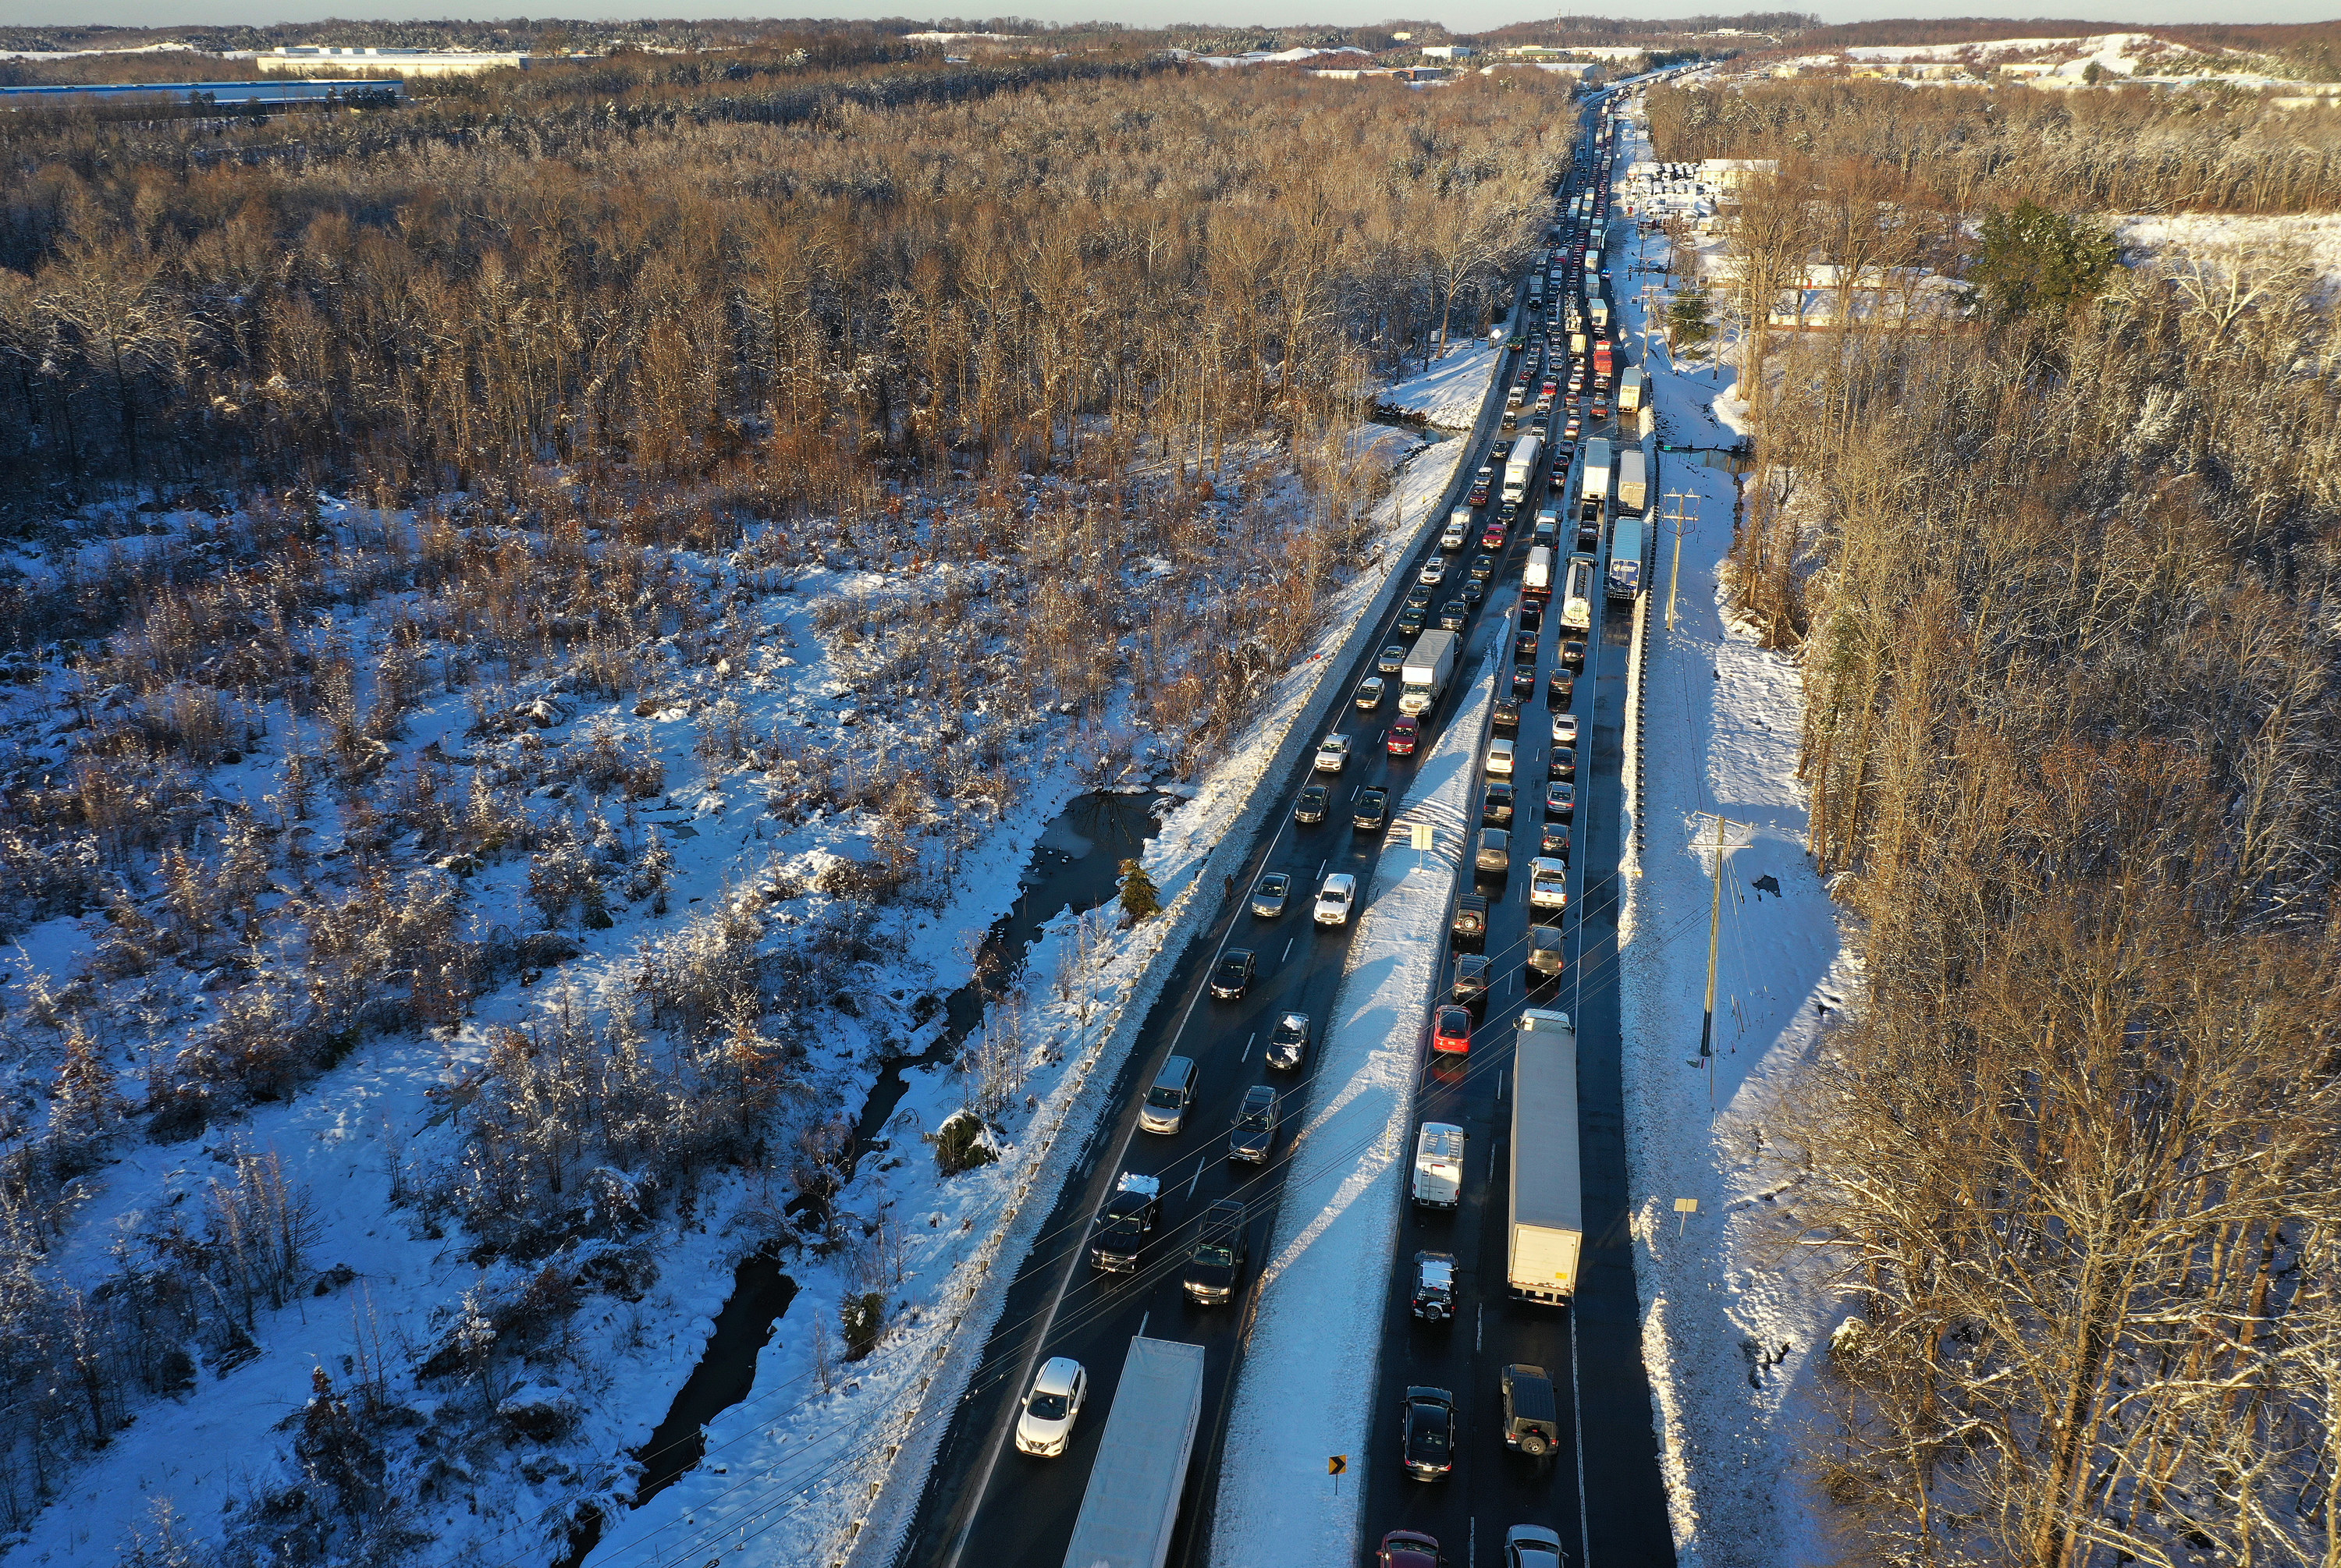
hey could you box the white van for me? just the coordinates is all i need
[1412,1123,1466,1209]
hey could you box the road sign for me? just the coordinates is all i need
[1328,1455,1348,1475]
[1410,822,1435,853]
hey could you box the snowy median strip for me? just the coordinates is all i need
[1210,650,1498,1568]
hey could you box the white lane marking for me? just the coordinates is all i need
[1186,1162,1203,1199]
[1137,1310,1149,1339]
[1241,1031,1256,1063]
[1574,1301,1592,1568]
[1282,938,1295,963]
[1476,1304,1483,1353]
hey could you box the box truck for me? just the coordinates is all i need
[1524,545,1554,599]
[1399,629,1457,715]
[1059,1337,1207,1568]
[1579,437,1613,509]
[1504,433,1543,505]
[1615,445,1648,516]
[1618,367,1645,416]
[1507,1010,1584,1304]
[1607,516,1645,601]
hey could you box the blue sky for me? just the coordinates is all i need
[2,2,2329,33]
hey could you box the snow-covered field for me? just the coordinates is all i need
[1210,645,1501,1568]
[1610,135,1851,1568]
[0,340,1500,1567]
[2118,211,2341,292]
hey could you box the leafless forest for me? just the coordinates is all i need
[0,53,1568,1556]
[1664,80,2341,1568]
[1653,78,2341,214]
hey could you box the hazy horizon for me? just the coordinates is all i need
[3,3,2336,37]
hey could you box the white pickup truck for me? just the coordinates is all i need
[1412,1122,1466,1209]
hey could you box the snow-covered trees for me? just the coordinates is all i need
[1756,242,2341,1564]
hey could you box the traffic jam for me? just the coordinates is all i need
[983,89,1648,1568]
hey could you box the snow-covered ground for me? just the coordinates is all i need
[1210,647,1500,1568]
[1610,132,1852,1568]
[1179,44,1370,69]
[0,332,1502,1566]
[1379,339,1508,431]
[2118,212,2341,293]
[0,41,199,60]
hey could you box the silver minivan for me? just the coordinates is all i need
[1139,1055,1199,1135]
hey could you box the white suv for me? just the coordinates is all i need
[1314,734,1351,773]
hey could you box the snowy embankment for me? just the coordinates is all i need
[0,380,1500,1568]
[1612,141,1851,1568]
[1378,339,1508,431]
[1210,648,1497,1568]
[830,399,1504,1565]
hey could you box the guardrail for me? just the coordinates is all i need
[1624,584,1651,862]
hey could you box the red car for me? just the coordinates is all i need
[1432,1006,1472,1056]
[1387,716,1420,756]
[1380,1531,1446,1568]
[1481,523,1508,551]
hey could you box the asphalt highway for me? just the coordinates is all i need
[890,278,1525,1568]
[1356,103,1674,1568]
[893,87,1671,1568]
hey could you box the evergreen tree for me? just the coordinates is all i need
[1117,857,1160,921]
[1668,285,1714,351]
[1971,200,2119,321]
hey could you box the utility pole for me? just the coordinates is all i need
[1693,812,1737,1112]
[1661,487,1698,632]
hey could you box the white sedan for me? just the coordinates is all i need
[1551,712,1579,745]
[1418,559,1448,587]
[1314,872,1359,927]
[1014,1357,1089,1457]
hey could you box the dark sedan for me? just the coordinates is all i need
[1401,1387,1458,1481]
[1482,782,1515,827]
[1210,949,1257,999]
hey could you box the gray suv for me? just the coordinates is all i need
[1501,1364,1560,1456]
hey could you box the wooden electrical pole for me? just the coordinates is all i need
[1661,487,1698,631]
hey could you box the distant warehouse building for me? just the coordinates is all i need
[0,78,401,108]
